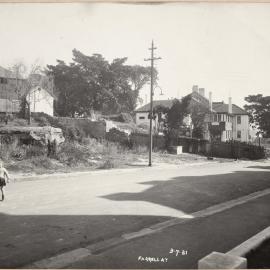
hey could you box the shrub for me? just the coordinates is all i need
[56,142,90,166]
[99,159,117,169]
[25,145,46,158]
[31,156,55,169]
[132,145,148,154]
[35,116,49,127]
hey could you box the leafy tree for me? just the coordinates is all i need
[189,99,210,138]
[153,104,169,134]
[244,94,270,137]
[47,49,155,117]
[153,96,191,145]
[9,60,53,124]
[167,96,191,130]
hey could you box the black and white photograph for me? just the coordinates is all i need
[0,1,270,269]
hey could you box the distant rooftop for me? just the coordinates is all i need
[135,99,177,112]
[0,66,23,79]
[212,102,248,115]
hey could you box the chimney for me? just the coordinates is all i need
[192,85,198,93]
[209,91,212,112]
[198,88,205,97]
[228,97,232,114]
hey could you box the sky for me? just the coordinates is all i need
[0,2,270,108]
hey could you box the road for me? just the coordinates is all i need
[0,159,270,268]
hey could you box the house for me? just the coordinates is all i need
[209,99,249,142]
[135,85,250,142]
[25,73,55,117]
[135,99,174,130]
[0,65,27,113]
[26,86,54,117]
[0,66,55,116]
[135,85,210,135]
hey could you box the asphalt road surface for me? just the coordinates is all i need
[0,160,270,268]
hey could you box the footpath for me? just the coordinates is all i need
[67,193,270,269]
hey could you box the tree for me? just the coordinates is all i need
[189,101,209,139]
[47,49,155,117]
[153,95,191,145]
[244,94,270,137]
[10,60,53,124]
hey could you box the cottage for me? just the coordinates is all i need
[26,86,54,117]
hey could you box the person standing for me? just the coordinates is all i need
[0,161,10,201]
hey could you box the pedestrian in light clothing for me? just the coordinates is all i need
[0,161,10,201]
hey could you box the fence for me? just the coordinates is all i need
[130,133,166,150]
[210,141,265,160]
[175,137,265,160]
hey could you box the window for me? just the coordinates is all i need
[0,77,8,84]
[237,116,241,124]
[218,114,221,122]
[237,130,241,139]
[214,114,218,122]
[139,116,145,120]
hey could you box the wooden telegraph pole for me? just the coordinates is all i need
[144,40,161,166]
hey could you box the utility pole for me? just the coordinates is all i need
[144,40,161,166]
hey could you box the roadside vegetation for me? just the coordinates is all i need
[1,114,215,177]
[1,132,148,176]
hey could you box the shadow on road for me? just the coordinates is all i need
[1,166,270,268]
[0,213,168,268]
[102,169,270,213]
[247,165,270,170]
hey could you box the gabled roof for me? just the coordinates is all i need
[212,102,248,115]
[0,66,15,79]
[135,99,176,112]
[26,86,56,99]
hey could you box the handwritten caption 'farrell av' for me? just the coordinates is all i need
[138,248,188,263]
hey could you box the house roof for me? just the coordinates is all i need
[26,86,56,99]
[0,66,23,79]
[212,102,248,115]
[0,66,15,79]
[135,99,177,112]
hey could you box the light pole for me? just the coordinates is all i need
[144,40,161,166]
[258,132,262,147]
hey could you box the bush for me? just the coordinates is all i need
[30,156,55,169]
[35,116,49,127]
[56,142,91,166]
[0,141,18,161]
[25,145,46,158]
[131,145,148,154]
[99,159,117,169]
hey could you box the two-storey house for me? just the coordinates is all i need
[0,65,27,114]
[210,99,249,142]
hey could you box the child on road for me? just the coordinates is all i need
[0,161,10,201]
